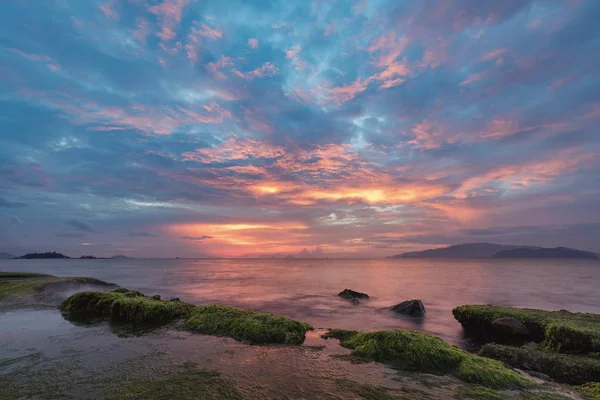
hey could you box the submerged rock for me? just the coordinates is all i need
[351,299,360,306]
[479,343,600,385]
[390,300,426,317]
[492,317,530,336]
[338,289,369,300]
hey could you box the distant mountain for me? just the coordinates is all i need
[392,243,523,259]
[392,243,599,259]
[109,255,132,259]
[17,252,70,259]
[0,252,16,259]
[493,247,599,259]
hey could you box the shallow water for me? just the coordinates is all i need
[2,258,598,399]
[2,257,600,346]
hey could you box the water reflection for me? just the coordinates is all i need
[2,257,600,347]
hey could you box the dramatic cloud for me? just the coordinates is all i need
[0,0,599,257]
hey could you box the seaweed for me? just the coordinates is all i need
[324,329,530,389]
[185,304,312,345]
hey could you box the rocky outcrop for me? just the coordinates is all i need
[479,343,600,385]
[492,317,530,336]
[338,289,369,302]
[390,300,426,317]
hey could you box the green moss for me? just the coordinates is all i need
[578,382,600,400]
[456,356,529,389]
[184,304,312,345]
[0,271,115,305]
[111,363,243,400]
[480,343,600,385]
[59,289,194,325]
[518,393,572,400]
[453,305,600,354]
[324,329,530,389]
[456,385,507,400]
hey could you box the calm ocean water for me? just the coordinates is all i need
[2,257,600,346]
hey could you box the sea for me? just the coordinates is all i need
[2,258,600,398]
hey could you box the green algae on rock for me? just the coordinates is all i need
[59,289,194,325]
[0,271,116,307]
[453,305,600,354]
[480,343,600,385]
[185,304,312,345]
[323,329,530,389]
[577,382,600,400]
[111,363,244,400]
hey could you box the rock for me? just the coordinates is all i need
[338,289,369,300]
[492,317,530,336]
[479,343,600,385]
[521,342,538,352]
[390,300,426,317]
[151,294,161,300]
[351,299,360,306]
[169,297,181,302]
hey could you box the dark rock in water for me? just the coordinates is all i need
[390,300,426,317]
[479,343,600,385]
[492,317,530,336]
[169,297,181,302]
[338,289,369,300]
[351,299,360,306]
[151,295,161,300]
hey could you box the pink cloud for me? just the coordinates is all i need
[99,1,119,20]
[368,32,409,67]
[328,78,369,104]
[460,71,486,85]
[481,48,507,61]
[10,48,52,62]
[206,56,233,80]
[248,38,259,49]
[156,26,176,41]
[237,62,280,80]
[285,45,307,71]
[148,0,191,42]
[195,23,222,39]
[584,105,600,119]
[479,117,566,139]
[133,18,151,43]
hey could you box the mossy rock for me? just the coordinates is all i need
[480,343,600,385]
[324,329,530,389]
[59,289,194,325]
[453,305,600,354]
[185,304,312,345]
[0,271,116,306]
[578,382,600,400]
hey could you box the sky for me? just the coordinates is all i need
[1,0,599,258]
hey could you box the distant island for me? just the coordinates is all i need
[392,243,599,259]
[17,252,71,259]
[0,252,16,259]
[3,252,134,260]
[493,247,599,259]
